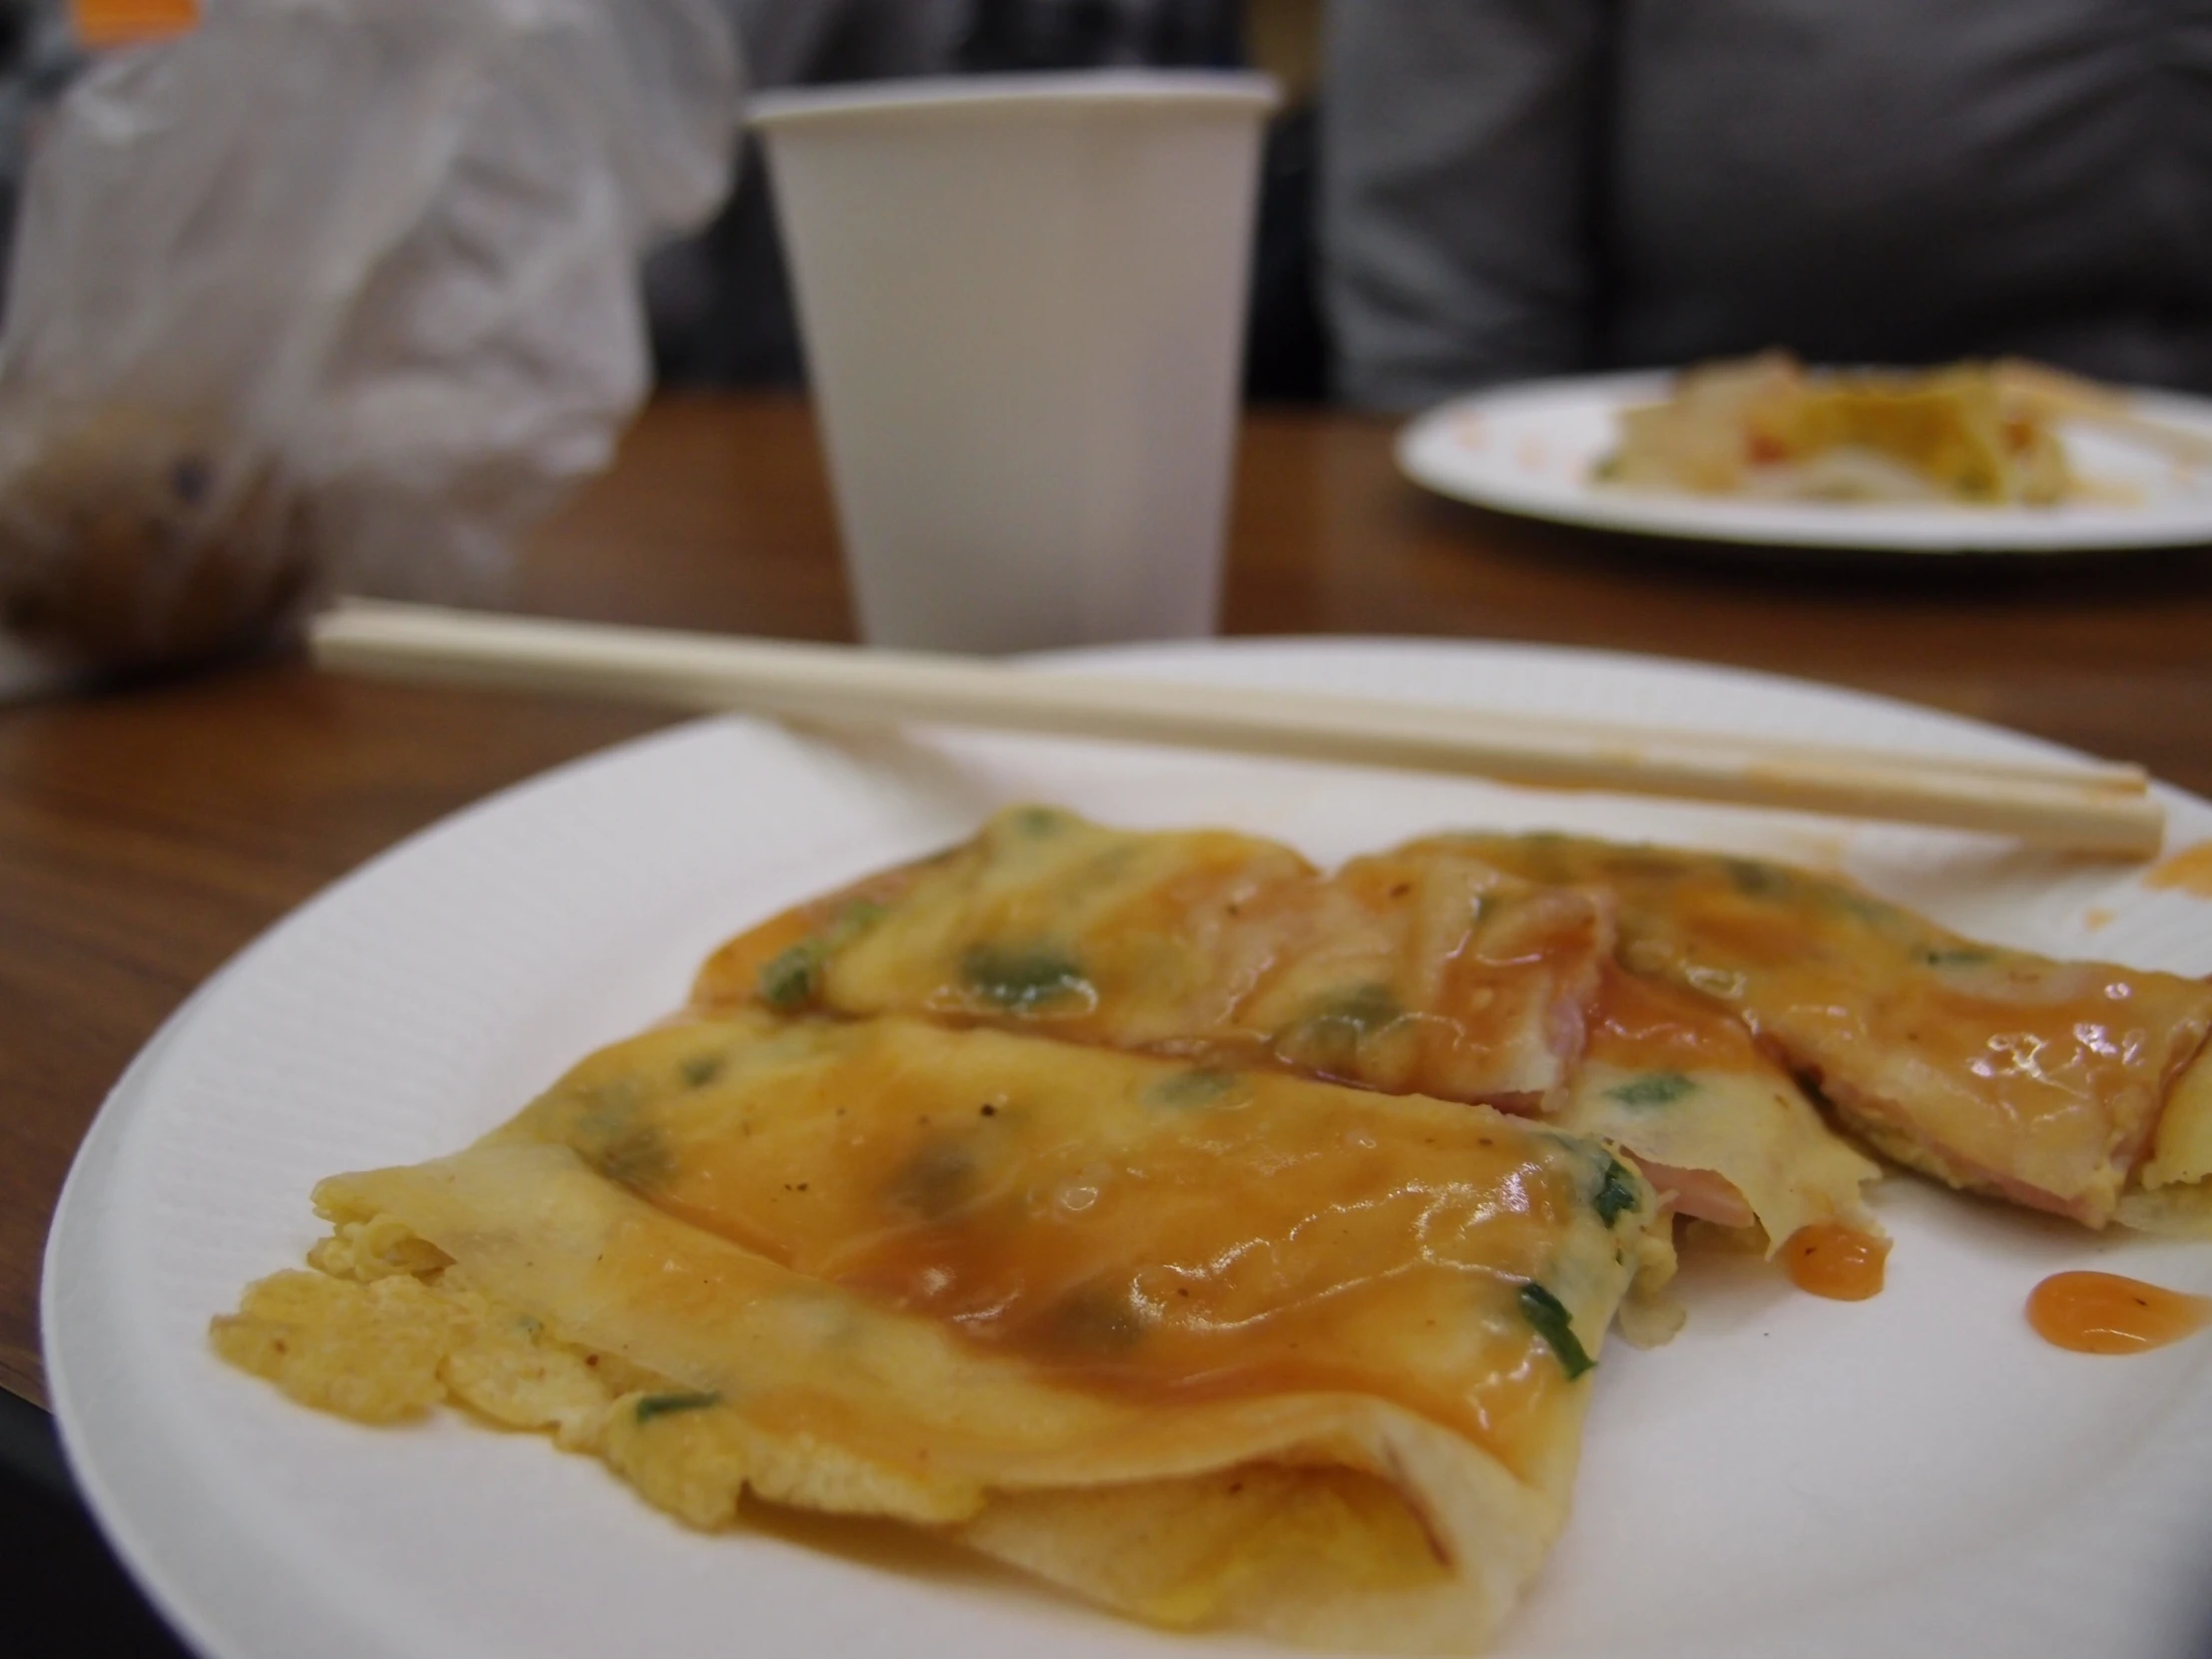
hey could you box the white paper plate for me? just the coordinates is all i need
[1397,371,2212,552]
[43,638,2212,1659]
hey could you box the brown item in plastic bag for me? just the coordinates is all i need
[0,0,742,681]
[0,405,314,669]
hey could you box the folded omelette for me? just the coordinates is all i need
[219,807,2210,1649]
[694,806,1883,1256]
[215,1009,1667,1652]
[701,807,2212,1244]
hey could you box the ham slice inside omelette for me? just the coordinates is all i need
[1562,964,1881,1249]
[216,1012,1666,1652]
[1450,833,2212,1230]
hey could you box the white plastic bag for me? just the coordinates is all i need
[0,0,742,672]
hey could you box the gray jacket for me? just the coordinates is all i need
[1324,0,2212,409]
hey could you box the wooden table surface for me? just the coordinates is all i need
[6,390,2212,1408]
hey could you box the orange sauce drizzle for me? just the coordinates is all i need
[1585,962,1763,1074]
[599,1016,1595,1473]
[690,859,932,1008]
[2025,1272,2212,1355]
[1460,836,2210,1229]
[2144,841,2212,899]
[691,903,818,1006]
[1781,1224,1889,1301]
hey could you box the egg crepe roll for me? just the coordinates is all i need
[1450,833,2212,1230]
[217,1011,1666,1651]
[696,806,1613,1113]
[696,808,1877,1246]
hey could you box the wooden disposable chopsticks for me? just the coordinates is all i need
[310,599,2165,857]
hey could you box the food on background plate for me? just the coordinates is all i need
[1594,352,2103,506]
[215,1010,1665,1652]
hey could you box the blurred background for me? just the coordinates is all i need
[0,0,1336,400]
[2,0,2200,411]
[642,0,1335,402]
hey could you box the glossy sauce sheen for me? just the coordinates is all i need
[1781,1224,1889,1301]
[1450,833,2212,1227]
[507,1012,1649,1475]
[2025,1271,2212,1354]
[698,808,1613,1112]
[1584,963,1765,1075]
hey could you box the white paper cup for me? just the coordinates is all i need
[753,72,1277,653]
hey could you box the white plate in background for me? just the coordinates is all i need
[1397,370,2212,552]
[42,637,2212,1659]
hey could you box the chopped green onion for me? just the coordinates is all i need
[960,945,1090,1012]
[1919,946,1992,968]
[1517,1283,1594,1381]
[1592,1156,1642,1227]
[1148,1068,1236,1108]
[1606,1070,1694,1108]
[633,1390,722,1423]
[759,942,821,1009]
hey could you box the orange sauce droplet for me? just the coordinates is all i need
[2144,840,2212,898]
[2025,1272,2212,1355]
[1781,1224,1889,1301]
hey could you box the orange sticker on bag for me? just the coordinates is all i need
[72,0,200,49]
